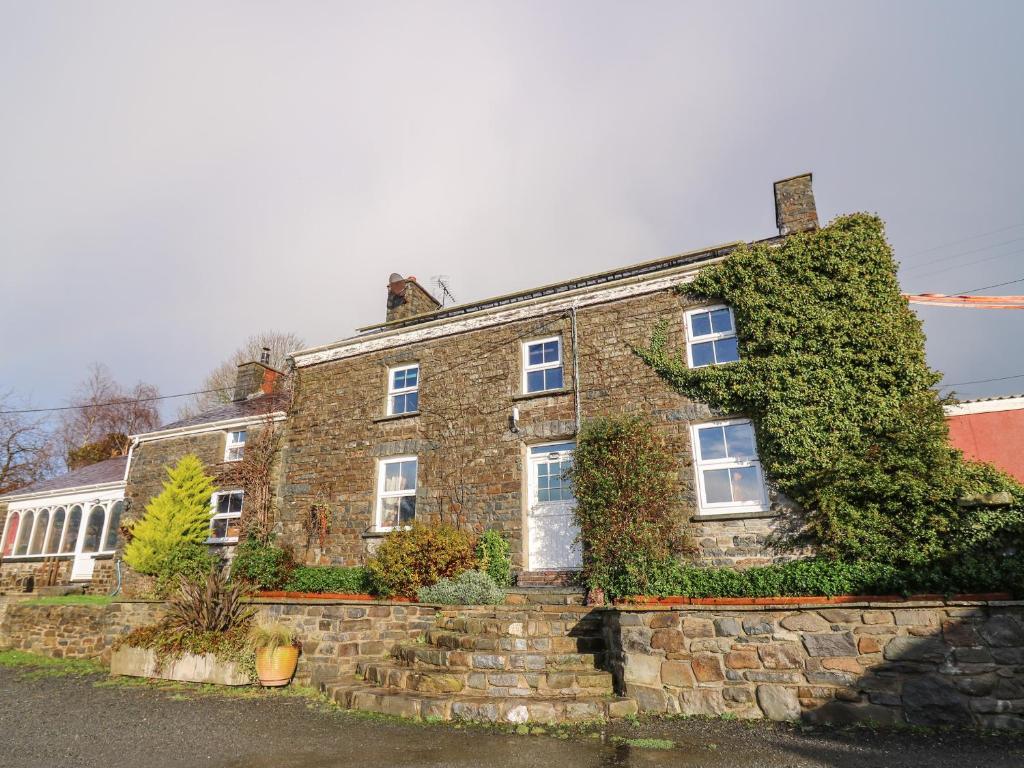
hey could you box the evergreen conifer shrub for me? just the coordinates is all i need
[124,455,217,577]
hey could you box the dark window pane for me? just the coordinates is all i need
[715,337,739,364]
[710,308,733,334]
[211,517,229,539]
[225,517,242,540]
[528,344,544,365]
[703,469,732,504]
[104,503,122,550]
[82,507,104,553]
[400,460,417,490]
[724,423,756,459]
[62,508,82,553]
[543,340,559,362]
[218,494,231,515]
[698,426,727,460]
[14,512,32,556]
[399,496,416,526]
[29,510,48,555]
[526,370,545,392]
[405,391,419,412]
[691,312,712,337]
[392,393,407,413]
[730,466,762,502]
[47,509,65,553]
[406,367,418,387]
[691,341,715,367]
[545,366,563,390]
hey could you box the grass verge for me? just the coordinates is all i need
[20,595,113,607]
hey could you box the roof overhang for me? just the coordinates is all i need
[2,481,126,507]
[944,397,1024,417]
[131,412,287,444]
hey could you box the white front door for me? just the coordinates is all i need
[527,441,582,571]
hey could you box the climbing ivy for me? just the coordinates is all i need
[636,214,1024,566]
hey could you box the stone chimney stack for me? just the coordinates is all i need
[232,358,281,402]
[774,173,819,236]
[386,273,442,324]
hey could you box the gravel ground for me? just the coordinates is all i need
[1,667,1022,768]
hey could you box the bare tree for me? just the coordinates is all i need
[177,331,304,418]
[60,364,161,470]
[0,392,55,494]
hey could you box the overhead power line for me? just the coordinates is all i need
[958,277,1024,295]
[902,222,1024,261]
[940,373,1024,388]
[0,385,239,416]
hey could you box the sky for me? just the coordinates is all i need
[1,0,1022,424]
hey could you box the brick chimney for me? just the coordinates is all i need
[774,173,819,236]
[386,273,442,323]
[232,352,282,402]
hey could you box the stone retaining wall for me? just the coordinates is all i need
[0,598,435,686]
[608,600,1024,730]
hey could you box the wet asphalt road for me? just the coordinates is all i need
[1,668,1022,768]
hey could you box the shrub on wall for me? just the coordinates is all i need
[231,536,293,590]
[636,214,1024,566]
[154,543,218,598]
[568,416,692,597]
[124,455,217,578]
[283,566,371,594]
[366,523,476,598]
[476,529,512,588]
[417,570,505,605]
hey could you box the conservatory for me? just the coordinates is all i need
[0,455,127,583]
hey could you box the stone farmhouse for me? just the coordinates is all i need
[1,174,817,593]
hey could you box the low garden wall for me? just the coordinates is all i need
[0,598,436,686]
[607,599,1024,730]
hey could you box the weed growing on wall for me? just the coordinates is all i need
[636,214,1024,566]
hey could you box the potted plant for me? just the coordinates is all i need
[251,623,300,687]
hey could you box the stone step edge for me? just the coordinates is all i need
[359,662,614,695]
[426,629,605,650]
[320,680,638,723]
[394,645,607,670]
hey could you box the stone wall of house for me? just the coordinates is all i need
[0,598,434,686]
[281,286,798,572]
[0,557,117,596]
[0,600,162,663]
[607,600,1024,730]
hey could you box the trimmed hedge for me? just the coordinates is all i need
[282,566,371,594]
[626,555,1024,600]
[417,570,505,605]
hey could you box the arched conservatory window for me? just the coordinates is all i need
[2,512,19,557]
[82,505,105,554]
[14,511,33,556]
[104,501,123,552]
[46,507,66,554]
[61,506,82,554]
[29,509,49,555]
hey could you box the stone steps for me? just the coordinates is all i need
[359,661,614,697]
[394,643,606,672]
[321,679,637,723]
[436,613,604,640]
[425,628,604,654]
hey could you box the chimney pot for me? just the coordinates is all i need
[774,173,819,236]
[260,346,271,365]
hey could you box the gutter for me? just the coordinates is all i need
[131,412,287,444]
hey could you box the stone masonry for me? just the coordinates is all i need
[281,286,799,572]
[609,600,1024,730]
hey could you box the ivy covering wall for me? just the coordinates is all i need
[636,214,1024,567]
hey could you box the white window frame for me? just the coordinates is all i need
[690,418,768,515]
[1,493,124,560]
[685,304,739,368]
[208,489,244,544]
[374,455,418,532]
[522,336,564,394]
[224,430,247,462]
[386,363,420,416]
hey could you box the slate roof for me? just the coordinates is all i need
[0,455,128,500]
[153,393,288,432]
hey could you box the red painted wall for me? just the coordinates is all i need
[947,409,1024,483]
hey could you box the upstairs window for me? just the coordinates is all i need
[387,364,420,415]
[225,430,247,462]
[523,337,564,393]
[691,419,767,515]
[209,490,244,543]
[685,305,739,368]
[376,456,417,531]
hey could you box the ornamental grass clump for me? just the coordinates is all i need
[250,623,297,653]
[636,214,1024,568]
[417,570,505,605]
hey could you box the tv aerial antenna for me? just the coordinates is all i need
[431,275,457,307]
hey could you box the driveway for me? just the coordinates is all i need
[0,667,1021,768]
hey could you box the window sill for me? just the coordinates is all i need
[690,509,778,522]
[512,387,573,402]
[0,552,115,562]
[206,539,239,546]
[372,411,421,424]
[361,526,412,539]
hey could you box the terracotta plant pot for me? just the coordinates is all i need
[255,644,299,687]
